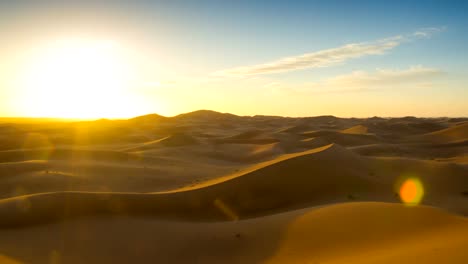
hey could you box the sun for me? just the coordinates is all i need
[15,38,148,119]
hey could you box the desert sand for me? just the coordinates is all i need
[0,111,466,263]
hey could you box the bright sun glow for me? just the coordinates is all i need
[15,38,149,119]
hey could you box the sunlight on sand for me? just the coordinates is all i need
[0,254,23,264]
[399,178,424,205]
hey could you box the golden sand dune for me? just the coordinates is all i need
[362,119,448,139]
[302,130,380,146]
[0,202,466,264]
[202,142,283,162]
[0,143,465,228]
[350,141,468,160]
[0,111,466,263]
[214,129,279,145]
[299,137,331,150]
[266,202,468,264]
[419,122,468,142]
[276,123,312,133]
[340,124,369,134]
[0,148,132,163]
[124,133,198,151]
[0,144,367,227]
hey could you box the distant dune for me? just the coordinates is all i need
[0,110,466,263]
[340,124,369,134]
[419,122,468,142]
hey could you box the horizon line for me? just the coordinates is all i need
[0,109,467,122]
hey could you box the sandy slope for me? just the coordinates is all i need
[0,111,466,263]
[419,122,468,143]
[0,203,466,264]
[340,124,369,134]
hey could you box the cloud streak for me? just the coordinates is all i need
[213,28,444,77]
[325,65,443,88]
[267,66,444,95]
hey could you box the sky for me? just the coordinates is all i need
[0,0,467,118]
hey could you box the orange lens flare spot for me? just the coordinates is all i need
[399,178,424,205]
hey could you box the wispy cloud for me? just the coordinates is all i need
[268,66,444,95]
[412,27,446,38]
[325,65,443,88]
[213,28,444,77]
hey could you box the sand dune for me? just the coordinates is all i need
[350,141,468,160]
[419,122,468,142]
[128,113,167,125]
[1,143,465,227]
[0,111,466,263]
[267,202,468,264]
[299,137,331,149]
[134,133,198,148]
[277,123,312,134]
[173,110,240,124]
[0,144,371,227]
[341,124,369,134]
[361,119,449,140]
[0,202,466,264]
[0,148,132,163]
[213,129,279,145]
[302,130,380,146]
[203,143,283,162]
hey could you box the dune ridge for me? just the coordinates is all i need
[0,143,465,228]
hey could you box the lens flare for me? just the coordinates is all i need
[399,178,424,205]
[214,198,239,221]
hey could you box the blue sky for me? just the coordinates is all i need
[0,0,467,117]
